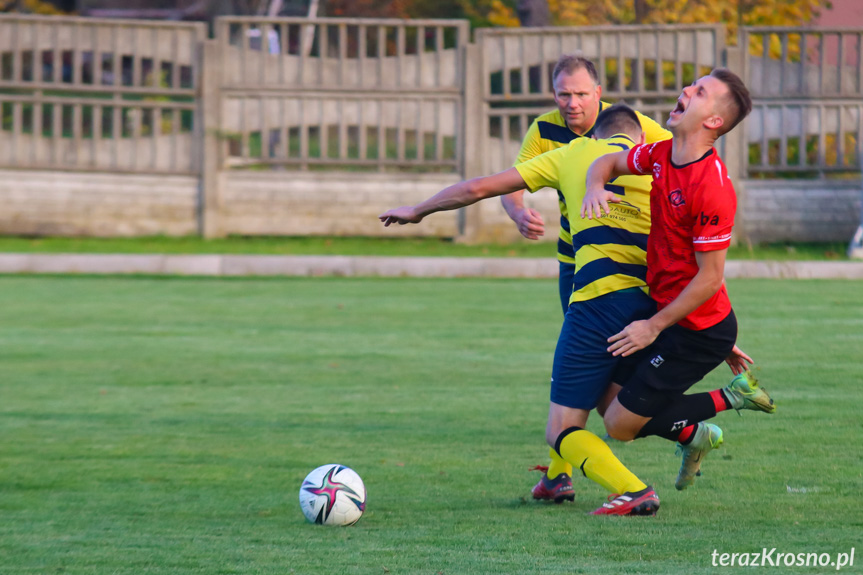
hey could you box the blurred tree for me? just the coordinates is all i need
[230,0,270,15]
[319,0,402,18]
[395,0,829,40]
[240,0,830,44]
[0,0,68,13]
[319,0,521,27]
[516,0,550,26]
[524,0,829,44]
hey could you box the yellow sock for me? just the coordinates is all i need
[546,447,572,478]
[557,429,647,494]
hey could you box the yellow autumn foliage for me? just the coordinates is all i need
[469,0,828,47]
[0,0,68,14]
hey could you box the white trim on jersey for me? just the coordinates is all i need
[693,235,732,244]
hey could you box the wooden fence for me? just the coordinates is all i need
[0,15,206,174]
[213,17,469,174]
[744,27,863,176]
[3,15,862,180]
[476,24,725,174]
[0,14,860,242]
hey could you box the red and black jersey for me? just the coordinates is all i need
[627,139,736,331]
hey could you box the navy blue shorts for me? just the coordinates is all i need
[558,261,575,315]
[550,288,656,409]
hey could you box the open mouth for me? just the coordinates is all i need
[671,99,686,116]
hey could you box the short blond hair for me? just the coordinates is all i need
[552,54,599,86]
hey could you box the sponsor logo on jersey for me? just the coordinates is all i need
[610,200,641,218]
[668,189,685,207]
[699,212,720,226]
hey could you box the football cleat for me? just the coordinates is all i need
[531,469,575,504]
[590,486,660,516]
[675,422,723,491]
[724,371,776,414]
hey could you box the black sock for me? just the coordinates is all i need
[636,392,718,441]
[718,389,734,410]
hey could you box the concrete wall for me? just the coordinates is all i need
[215,171,462,238]
[467,180,863,245]
[463,187,560,244]
[0,169,199,237]
[741,179,863,243]
[1,169,859,244]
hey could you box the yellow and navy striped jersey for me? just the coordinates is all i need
[515,134,653,304]
[513,103,671,265]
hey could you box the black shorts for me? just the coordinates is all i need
[617,310,737,418]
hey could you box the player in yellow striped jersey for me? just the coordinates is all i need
[502,54,671,315]
[380,105,663,515]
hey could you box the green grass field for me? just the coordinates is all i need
[1,276,861,574]
[0,235,853,261]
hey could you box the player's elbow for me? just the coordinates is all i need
[708,276,724,294]
[695,251,728,295]
[465,177,492,202]
[701,269,725,295]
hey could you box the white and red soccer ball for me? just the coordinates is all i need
[299,464,366,526]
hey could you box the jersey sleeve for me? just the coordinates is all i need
[514,119,545,166]
[514,146,564,192]
[690,160,737,252]
[627,143,655,176]
[635,111,672,144]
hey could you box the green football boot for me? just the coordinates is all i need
[724,371,776,414]
[675,422,724,491]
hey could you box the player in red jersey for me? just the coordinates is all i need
[580,68,776,500]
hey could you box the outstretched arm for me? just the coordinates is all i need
[607,249,728,357]
[581,150,633,220]
[379,168,527,227]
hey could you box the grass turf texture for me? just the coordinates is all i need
[0,235,853,261]
[1,276,860,574]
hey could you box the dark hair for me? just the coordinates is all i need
[710,67,752,136]
[593,104,642,140]
[552,54,599,86]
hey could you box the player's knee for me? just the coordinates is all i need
[605,420,637,442]
[610,428,637,441]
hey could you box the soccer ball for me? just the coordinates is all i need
[299,464,366,526]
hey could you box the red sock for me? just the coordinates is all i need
[677,424,696,444]
[710,389,732,412]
